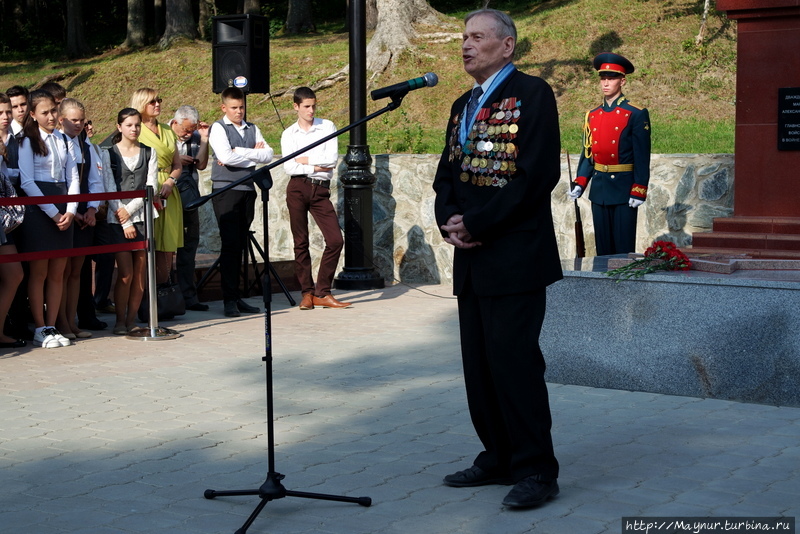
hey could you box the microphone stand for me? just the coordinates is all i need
[195,95,408,534]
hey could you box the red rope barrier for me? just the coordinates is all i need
[0,190,145,207]
[0,190,151,263]
[0,240,147,263]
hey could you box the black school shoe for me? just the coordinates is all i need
[236,299,260,314]
[443,465,513,487]
[502,476,559,509]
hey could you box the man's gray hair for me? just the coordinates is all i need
[172,105,200,124]
[464,9,517,42]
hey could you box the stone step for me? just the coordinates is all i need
[692,231,800,251]
[686,245,800,259]
[711,216,800,234]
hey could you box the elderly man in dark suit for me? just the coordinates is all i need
[433,8,563,509]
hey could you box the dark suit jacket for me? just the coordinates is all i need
[433,67,563,297]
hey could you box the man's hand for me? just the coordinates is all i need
[568,185,583,200]
[441,214,482,249]
[197,121,210,141]
[295,156,309,165]
[628,197,644,208]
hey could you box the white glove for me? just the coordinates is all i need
[628,197,644,209]
[568,185,583,201]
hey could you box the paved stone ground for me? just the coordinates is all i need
[1,283,798,534]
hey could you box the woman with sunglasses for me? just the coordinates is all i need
[130,88,183,290]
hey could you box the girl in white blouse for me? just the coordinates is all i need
[18,90,80,349]
[104,108,158,335]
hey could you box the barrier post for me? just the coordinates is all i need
[127,185,180,341]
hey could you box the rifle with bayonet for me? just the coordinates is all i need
[566,151,586,258]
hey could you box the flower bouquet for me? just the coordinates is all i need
[605,240,692,281]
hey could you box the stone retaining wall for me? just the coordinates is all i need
[194,154,734,286]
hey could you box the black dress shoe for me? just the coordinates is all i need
[186,302,210,311]
[236,299,260,314]
[0,339,27,349]
[502,476,559,508]
[78,319,108,331]
[443,465,513,487]
[224,301,240,317]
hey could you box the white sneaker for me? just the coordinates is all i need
[33,328,63,349]
[50,328,72,347]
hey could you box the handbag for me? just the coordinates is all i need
[139,273,186,322]
[0,171,25,234]
[176,176,201,206]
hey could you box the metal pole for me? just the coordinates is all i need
[127,185,180,340]
[334,0,385,290]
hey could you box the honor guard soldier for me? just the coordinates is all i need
[568,52,651,255]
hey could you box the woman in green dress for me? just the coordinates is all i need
[130,88,183,285]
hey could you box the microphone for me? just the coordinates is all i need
[370,72,438,101]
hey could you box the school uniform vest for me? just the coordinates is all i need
[211,120,257,192]
[108,145,151,193]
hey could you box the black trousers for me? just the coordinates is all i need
[592,202,638,256]
[212,189,256,303]
[92,218,115,308]
[176,207,201,306]
[457,283,558,482]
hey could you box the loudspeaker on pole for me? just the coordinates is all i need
[212,14,270,94]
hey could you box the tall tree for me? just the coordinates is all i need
[243,0,260,14]
[159,0,198,48]
[122,0,147,48]
[154,0,165,40]
[66,0,91,57]
[198,0,216,40]
[286,0,314,34]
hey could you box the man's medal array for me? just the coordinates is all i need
[449,97,522,188]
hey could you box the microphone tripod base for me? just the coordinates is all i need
[204,471,371,533]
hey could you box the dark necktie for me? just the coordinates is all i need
[466,86,483,123]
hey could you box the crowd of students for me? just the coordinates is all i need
[0,83,207,349]
[0,81,355,351]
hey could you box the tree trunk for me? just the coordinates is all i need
[65,0,91,57]
[122,0,146,48]
[366,0,441,74]
[286,0,315,34]
[159,0,198,49]
[198,0,216,40]
[243,0,260,15]
[154,0,165,41]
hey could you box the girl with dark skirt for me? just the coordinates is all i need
[104,108,158,335]
[18,90,80,349]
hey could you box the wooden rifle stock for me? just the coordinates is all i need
[566,151,586,258]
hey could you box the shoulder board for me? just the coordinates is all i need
[626,101,645,110]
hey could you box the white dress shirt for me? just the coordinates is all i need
[280,118,338,181]
[19,128,80,219]
[208,116,274,168]
[66,134,105,211]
